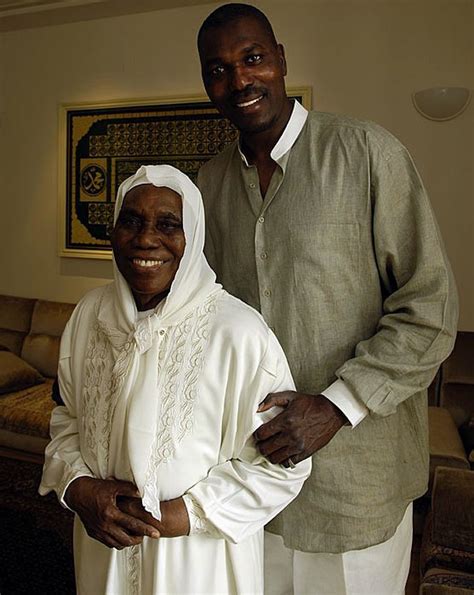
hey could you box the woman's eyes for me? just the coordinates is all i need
[118,215,182,232]
[157,219,182,232]
[119,215,141,228]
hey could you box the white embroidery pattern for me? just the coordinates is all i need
[126,545,141,595]
[82,323,112,459]
[142,295,218,514]
[82,291,219,593]
[182,493,220,537]
[82,295,137,473]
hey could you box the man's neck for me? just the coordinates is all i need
[240,98,293,166]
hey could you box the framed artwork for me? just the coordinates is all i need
[58,88,312,259]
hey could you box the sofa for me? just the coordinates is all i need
[0,294,75,463]
[419,466,474,594]
[419,331,474,594]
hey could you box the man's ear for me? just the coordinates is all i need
[277,43,287,76]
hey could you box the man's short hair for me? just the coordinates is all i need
[197,3,277,50]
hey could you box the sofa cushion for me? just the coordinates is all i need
[0,352,45,395]
[421,513,474,576]
[420,567,474,594]
[0,380,54,455]
[432,467,474,554]
[0,295,36,356]
[21,300,75,378]
[21,334,60,379]
[428,407,469,491]
[440,331,474,427]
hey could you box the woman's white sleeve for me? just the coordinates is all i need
[38,322,94,507]
[186,332,311,543]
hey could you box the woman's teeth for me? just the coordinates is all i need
[133,259,164,268]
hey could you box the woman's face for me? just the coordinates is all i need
[111,184,186,311]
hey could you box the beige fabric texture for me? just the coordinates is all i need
[198,110,459,553]
[0,294,36,355]
[0,295,35,333]
[0,351,44,394]
[30,300,75,337]
[21,334,60,379]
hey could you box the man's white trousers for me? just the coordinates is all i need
[264,503,413,595]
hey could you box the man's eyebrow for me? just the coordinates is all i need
[241,43,265,54]
[203,43,265,67]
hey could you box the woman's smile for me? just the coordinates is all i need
[131,257,166,269]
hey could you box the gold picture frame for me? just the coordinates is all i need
[58,87,312,259]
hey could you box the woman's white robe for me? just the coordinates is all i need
[39,165,310,595]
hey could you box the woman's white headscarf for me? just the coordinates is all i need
[104,164,222,344]
[92,165,223,511]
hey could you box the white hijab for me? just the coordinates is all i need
[91,165,223,511]
[101,163,221,345]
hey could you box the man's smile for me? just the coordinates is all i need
[236,95,264,108]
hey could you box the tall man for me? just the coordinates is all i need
[196,3,458,594]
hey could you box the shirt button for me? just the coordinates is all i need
[258,216,265,223]
[249,182,256,189]
[159,329,165,336]
[263,289,271,297]
[260,252,268,260]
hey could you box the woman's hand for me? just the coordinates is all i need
[64,477,161,549]
[117,496,190,538]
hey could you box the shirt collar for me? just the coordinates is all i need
[238,99,308,166]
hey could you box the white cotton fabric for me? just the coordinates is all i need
[39,165,311,595]
[264,503,413,595]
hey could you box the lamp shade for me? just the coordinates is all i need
[412,87,471,121]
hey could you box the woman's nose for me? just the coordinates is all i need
[134,226,162,248]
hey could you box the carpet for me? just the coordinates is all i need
[0,456,75,594]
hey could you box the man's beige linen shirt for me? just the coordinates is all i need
[198,107,458,553]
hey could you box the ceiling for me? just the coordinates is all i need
[0,0,214,31]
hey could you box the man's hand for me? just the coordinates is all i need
[254,391,348,466]
[64,477,161,549]
[117,496,190,538]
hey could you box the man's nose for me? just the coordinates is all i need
[230,65,253,92]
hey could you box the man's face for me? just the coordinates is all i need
[199,16,289,135]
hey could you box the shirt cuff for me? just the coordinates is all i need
[59,473,94,511]
[182,493,220,538]
[322,379,368,428]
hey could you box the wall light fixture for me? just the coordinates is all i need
[412,87,471,121]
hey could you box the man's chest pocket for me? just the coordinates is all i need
[289,222,362,291]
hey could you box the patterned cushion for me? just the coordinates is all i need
[421,567,474,593]
[421,514,474,576]
[0,380,54,440]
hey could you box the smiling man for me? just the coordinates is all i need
[196,3,458,594]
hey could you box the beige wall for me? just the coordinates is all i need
[0,0,472,328]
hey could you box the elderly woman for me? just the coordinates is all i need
[40,165,310,595]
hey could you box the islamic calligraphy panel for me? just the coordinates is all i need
[60,90,311,258]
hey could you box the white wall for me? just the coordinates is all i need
[0,0,472,328]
